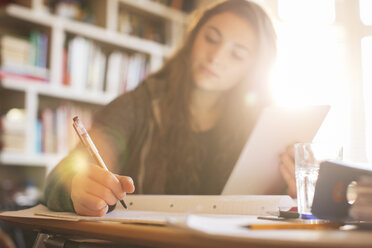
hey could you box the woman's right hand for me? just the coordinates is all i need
[71,165,135,216]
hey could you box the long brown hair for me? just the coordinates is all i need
[143,0,277,194]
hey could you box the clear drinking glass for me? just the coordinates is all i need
[294,143,343,216]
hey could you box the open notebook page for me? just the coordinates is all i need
[0,195,295,225]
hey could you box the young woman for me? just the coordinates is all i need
[44,0,295,217]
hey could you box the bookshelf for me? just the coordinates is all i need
[0,0,196,206]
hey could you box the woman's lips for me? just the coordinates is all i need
[201,65,218,78]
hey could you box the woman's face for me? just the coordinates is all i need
[191,12,259,93]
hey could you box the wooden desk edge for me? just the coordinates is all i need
[1,215,371,248]
[0,215,270,248]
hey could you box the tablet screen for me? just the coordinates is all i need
[222,105,330,195]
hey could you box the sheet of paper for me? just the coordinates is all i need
[0,195,295,225]
[168,214,372,247]
[36,205,188,225]
[0,204,80,221]
[0,204,187,225]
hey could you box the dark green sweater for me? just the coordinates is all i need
[43,78,257,212]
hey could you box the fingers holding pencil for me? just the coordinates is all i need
[71,166,135,216]
[72,116,135,215]
[71,190,109,217]
[86,166,134,200]
[71,170,110,216]
[116,174,135,194]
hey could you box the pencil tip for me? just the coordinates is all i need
[121,199,128,209]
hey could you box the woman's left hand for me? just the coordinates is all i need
[279,144,297,198]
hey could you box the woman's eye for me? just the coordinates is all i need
[232,49,249,61]
[205,34,219,44]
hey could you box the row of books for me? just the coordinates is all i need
[37,103,93,154]
[63,36,149,95]
[0,108,26,152]
[118,8,165,44]
[0,31,49,81]
[150,0,195,12]
[0,104,93,155]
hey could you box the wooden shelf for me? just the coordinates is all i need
[1,4,171,56]
[0,0,191,170]
[118,0,188,23]
[63,19,170,56]
[0,151,65,168]
[1,78,116,105]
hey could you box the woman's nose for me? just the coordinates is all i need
[208,43,228,65]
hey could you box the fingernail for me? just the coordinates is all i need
[98,201,107,209]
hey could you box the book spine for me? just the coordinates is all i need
[37,104,94,154]
[1,32,49,80]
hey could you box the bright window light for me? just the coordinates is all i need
[360,0,372,25]
[361,37,372,161]
[278,0,335,24]
[269,23,348,148]
[270,24,346,107]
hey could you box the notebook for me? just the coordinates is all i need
[222,105,330,195]
[0,195,295,225]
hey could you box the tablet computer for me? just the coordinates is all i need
[221,105,330,195]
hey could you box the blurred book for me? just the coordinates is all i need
[126,53,148,92]
[40,108,55,154]
[105,51,128,95]
[64,36,150,95]
[105,50,149,96]
[87,43,106,92]
[0,32,49,82]
[1,108,26,152]
[64,36,106,92]
[37,103,93,154]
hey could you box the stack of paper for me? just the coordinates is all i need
[0,195,295,225]
[349,175,372,221]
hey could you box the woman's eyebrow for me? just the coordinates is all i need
[207,26,251,52]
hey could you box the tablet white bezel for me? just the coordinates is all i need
[222,105,330,195]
